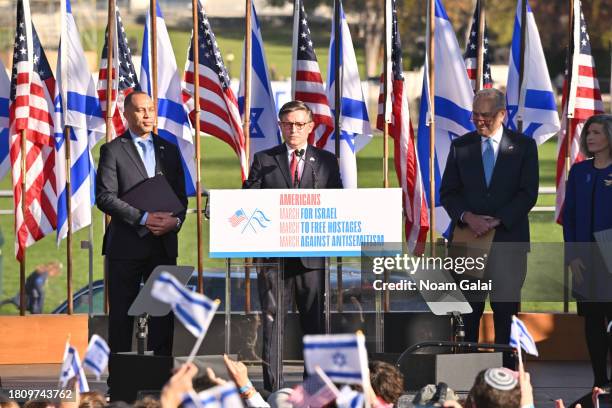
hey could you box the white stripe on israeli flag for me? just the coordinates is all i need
[510,315,539,357]
[151,271,218,338]
[83,334,110,380]
[303,333,368,385]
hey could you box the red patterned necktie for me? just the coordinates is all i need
[290,151,298,187]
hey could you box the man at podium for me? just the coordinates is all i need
[243,100,342,390]
[96,92,187,358]
[440,88,539,367]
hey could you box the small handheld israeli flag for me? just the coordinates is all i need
[182,382,242,408]
[509,315,539,357]
[336,385,365,408]
[151,271,218,338]
[303,333,368,385]
[82,334,110,380]
[59,342,90,392]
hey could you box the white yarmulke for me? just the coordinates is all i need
[484,368,518,391]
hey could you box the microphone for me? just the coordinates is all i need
[304,156,318,189]
[293,149,305,188]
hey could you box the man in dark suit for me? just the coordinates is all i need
[243,100,342,390]
[96,91,187,357]
[440,88,538,367]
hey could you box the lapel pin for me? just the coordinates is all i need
[309,157,315,161]
[508,145,514,151]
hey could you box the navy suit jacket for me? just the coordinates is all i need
[243,143,342,269]
[440,128,539,244]
[96,132,187,259]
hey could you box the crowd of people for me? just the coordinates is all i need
[0,355,608,408]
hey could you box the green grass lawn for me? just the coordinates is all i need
[0,134,570,315]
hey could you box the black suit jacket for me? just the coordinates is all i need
[96,132,187,259]
[439,128,538,243]
[243,143,343,269]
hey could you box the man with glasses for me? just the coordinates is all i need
[440,88,539,367]
[243,100,342,390]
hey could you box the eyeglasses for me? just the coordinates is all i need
[278,121,311,130]
[471,111,501,122]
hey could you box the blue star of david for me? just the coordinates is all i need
[249,108,265,139]
[332,352,347,367]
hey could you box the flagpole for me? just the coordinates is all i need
[243,0,253,312]
[382,0,389,190]
[244,0,252,164]
[517,0,527,134]
[382,0,390,313]
[150,0,158,133]
[19,130,27,316]
[192,0,204,294]
[334,0,343,314]
[427,0,436,255]
[562,0,575,314]
[65,126,74,314]
[475,0,485,92]
[103,0,116,315]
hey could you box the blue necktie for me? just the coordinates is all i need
[138,140,155,177]
[483,138,495,187]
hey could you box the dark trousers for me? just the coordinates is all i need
[107,251,176,357]
[257,258,325,391]
[462,247,527,368]
[581,303,612,386]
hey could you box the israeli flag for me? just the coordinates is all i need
[238,2,281,163]
[303,333,368,385]
[59,342,89,393]
[83,334,110,380]
[336,385,364,408]
[0,59,10,181]
[416,0,475,237]
[510,315,539,357]
[55,0,106,243]
[326,0,373,189]
[151,272,218,338]
[141,3,197,196]
[182,382,242,408]
[505,0,560,144]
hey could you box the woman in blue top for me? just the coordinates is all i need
[563,114,612,387]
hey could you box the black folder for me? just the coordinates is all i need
[121,174,185,215]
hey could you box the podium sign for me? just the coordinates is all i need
[209,188,402,258]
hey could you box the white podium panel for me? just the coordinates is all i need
[210,188,402,258]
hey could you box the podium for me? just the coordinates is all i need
[209,188,405,390]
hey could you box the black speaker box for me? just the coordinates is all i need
[398,352,503,392]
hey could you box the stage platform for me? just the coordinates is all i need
[0,360,595,408]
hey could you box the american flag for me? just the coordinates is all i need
[464,0,493,92]
[291,0,334,148]
[376,0,428,255]
[288,369,339,408]
[9,0,57,261]
[555,0,604,224]
[182,1,247,181]
[228,209,247,227]
[97,6,140,138]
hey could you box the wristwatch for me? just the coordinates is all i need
[175,217,182,231]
